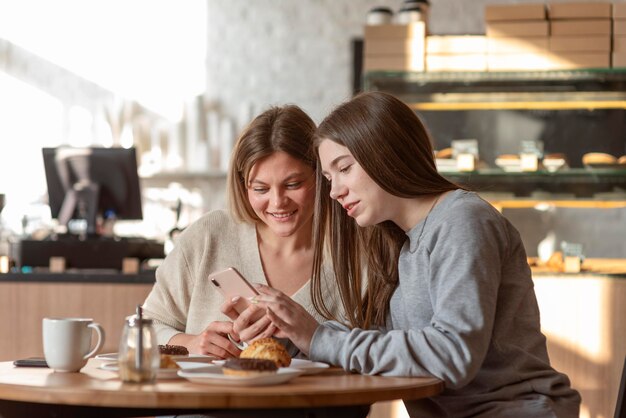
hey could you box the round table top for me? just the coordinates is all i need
[0,359,444,410]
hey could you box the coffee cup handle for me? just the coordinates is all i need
[84,323,105,359]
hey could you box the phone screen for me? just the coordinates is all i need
[13,357,48,367]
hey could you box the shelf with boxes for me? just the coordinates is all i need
[363,2,626,74]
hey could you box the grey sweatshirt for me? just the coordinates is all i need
[310,190,580,417]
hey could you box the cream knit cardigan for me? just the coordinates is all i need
[142,209,343,344]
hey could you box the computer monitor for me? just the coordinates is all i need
[42,146,143,236]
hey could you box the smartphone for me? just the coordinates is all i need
[13,357,48,367]
[209,267,262,318]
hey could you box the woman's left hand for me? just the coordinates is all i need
[251,284,320,356]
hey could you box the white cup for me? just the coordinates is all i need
[42,318,105,372]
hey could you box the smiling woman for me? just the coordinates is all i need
[141,105,344,363]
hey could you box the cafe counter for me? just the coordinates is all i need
[531,258,626,418]
[0,271,156,362]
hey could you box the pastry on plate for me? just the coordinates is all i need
[542,153,568,172]
[582,152,617,166]
[158,344,189,355]
[222,358,278,376]
[435,147,453,159]
[158,344,188,369]
[240,338,291,368]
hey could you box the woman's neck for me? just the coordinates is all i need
[255,220,314,294]
[255,221,313,256]
[395,192,448,232]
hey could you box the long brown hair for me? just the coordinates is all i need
[311,92,459,328]
[227,105,316,223]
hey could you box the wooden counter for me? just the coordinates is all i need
[0,272,155,361]
[533,272,626,418]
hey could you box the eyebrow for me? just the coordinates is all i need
[321,155,351,176]
[248,172,309,185]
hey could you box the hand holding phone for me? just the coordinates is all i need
[209,267,261,318]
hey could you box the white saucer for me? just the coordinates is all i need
[212,358,329,375]
[99,361,207,380]
[95,352,214,363]
[178,365,304,386]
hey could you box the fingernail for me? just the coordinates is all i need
[253,283,262,289]
[231,296,240,303]
[249,297,258,304]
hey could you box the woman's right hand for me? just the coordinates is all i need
[220,297,275,344]
[168,321,242,359]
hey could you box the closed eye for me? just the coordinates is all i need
[285,181,303,189]
[339,165,352,174]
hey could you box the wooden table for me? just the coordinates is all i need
[0,359,444,417]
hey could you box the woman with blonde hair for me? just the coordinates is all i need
[142,104,342,358]
[255,92,581,417]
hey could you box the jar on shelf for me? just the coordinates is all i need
[396,4,424,24]
[366,6,393,25]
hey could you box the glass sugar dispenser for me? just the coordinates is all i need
[118,305,160,383]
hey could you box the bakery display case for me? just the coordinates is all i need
[363,68,626,203]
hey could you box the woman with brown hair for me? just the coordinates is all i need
[142,104,342,358]
[255,92,581,417]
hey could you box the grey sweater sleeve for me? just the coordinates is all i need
[310,203,509,389]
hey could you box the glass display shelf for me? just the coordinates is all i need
[364,68,626,86]
[442,168,626,198]
[364,68,626,110]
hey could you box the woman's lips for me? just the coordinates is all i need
[268,210,296,221]
[344,202,359,216]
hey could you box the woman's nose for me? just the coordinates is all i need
[329,180,344,201]
[270,189,287,206]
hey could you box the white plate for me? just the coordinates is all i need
[99,361,207,380]
[213,358,330,375]
[288,359,330,375]
[177,365,304,386]
[95,352,214,363]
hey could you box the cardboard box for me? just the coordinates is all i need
[488,37,549,54]
[549,35,611,52]
[614,3,626,19]
[548,2,612,19]
[614,20,626,36]
[364,22,426,40]
[613,36,626,53]
[487,52,609,71]
[487,53,557,71]
[426,36,486,54]
[550,19,611,36]
[553,52,610,68]
[426,54,487,71]
[486,21,549,37]
[613,52,626,67]
[363,55,425,71]
[485,4,546,21]
[365,39,425,56]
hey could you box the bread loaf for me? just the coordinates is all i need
[582,152,617,165]
[239,338,291,367]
